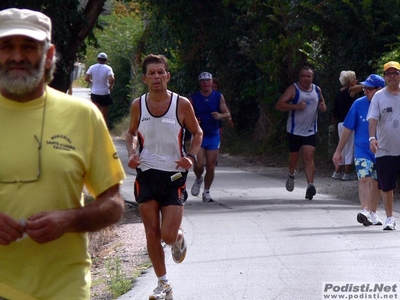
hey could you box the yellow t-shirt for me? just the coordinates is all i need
[0,87,125,300]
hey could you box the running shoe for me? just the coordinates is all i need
[191,176,203,196]
[383,217,397,231]
[370,212,383,226]
[149,280,173,300]
[357,209,372,226]
[285,174,295,192]
[305,184,316,200]
[202,191,214,203]
[342,173,358,181]
[331,172,342,180]
[171,229,187,263]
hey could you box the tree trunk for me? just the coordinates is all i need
[253,103,269,141]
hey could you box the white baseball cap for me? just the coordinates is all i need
[97,52,108,60]
[0,8,52,42]
[198,72,212,81]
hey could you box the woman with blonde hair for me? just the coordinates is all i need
[331,70,363,180]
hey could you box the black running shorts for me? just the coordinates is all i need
[134,169,188,206]
[90,93,113,107]
[375,156,400,192]
[287,133,317,152]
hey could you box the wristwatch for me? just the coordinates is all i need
[186,153,197,163]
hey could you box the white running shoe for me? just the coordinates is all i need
[357,209,372,226]
[202,191,214,202]
[191,176,203,196]
[149,280,173,300]
[370,212,383,226]
[171,229,187,263]
[383,217,397,231]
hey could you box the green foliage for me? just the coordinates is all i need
[85,1,145,128]
[128,0,400,158]
[0,0,108,92]
[4,0,400,158]
[106,257,132,298]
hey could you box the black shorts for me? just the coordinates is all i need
[134,169,188,206]
[91,93,113,107]
[375,156,400,192]
[287,133,317,152]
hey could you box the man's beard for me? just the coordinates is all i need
[0,55,46,97]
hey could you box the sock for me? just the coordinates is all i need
[204,189,210,194]
[158,274,168,283]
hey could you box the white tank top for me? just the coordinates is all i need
[286,83,320,136]
[137,93,186,172]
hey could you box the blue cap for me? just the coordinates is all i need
[360,74,385,88]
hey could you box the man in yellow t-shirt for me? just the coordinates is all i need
[0,8,126,300]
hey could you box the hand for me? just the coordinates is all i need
[175,156,193,170]
[26,211,69,244]
[297,100,307,111]
[332,151,342,167]
[370,139,379,154]
[211,112,220,120]
[319,102,327,111]
[0,213,25,245]
[128,154,140,169]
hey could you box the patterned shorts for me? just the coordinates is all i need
[354,158,377,180]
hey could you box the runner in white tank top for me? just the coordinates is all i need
[137,92,186,172]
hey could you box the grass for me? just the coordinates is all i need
[106,257,132,298]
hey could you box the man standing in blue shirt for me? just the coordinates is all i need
[190,72,231,202]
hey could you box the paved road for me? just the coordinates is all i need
[72,87,400,299]
[112,141,400,300]
[70,87,91,101]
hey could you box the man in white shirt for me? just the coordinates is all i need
[85,52,115,127]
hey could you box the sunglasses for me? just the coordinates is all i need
[363,86,379,92]
[384,71,400,77]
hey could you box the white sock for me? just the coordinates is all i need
[158,274,168,283]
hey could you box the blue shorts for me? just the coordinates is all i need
[287,133,316,152]
[201,135,220,150]
[354,158,377,180]
[134,169,188,206]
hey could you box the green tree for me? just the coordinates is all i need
[85,1,144,128]
[0,0,108,92]
[134,0,400,156]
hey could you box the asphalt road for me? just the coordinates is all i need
[72,87,400,300]
[113,144,400,300]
